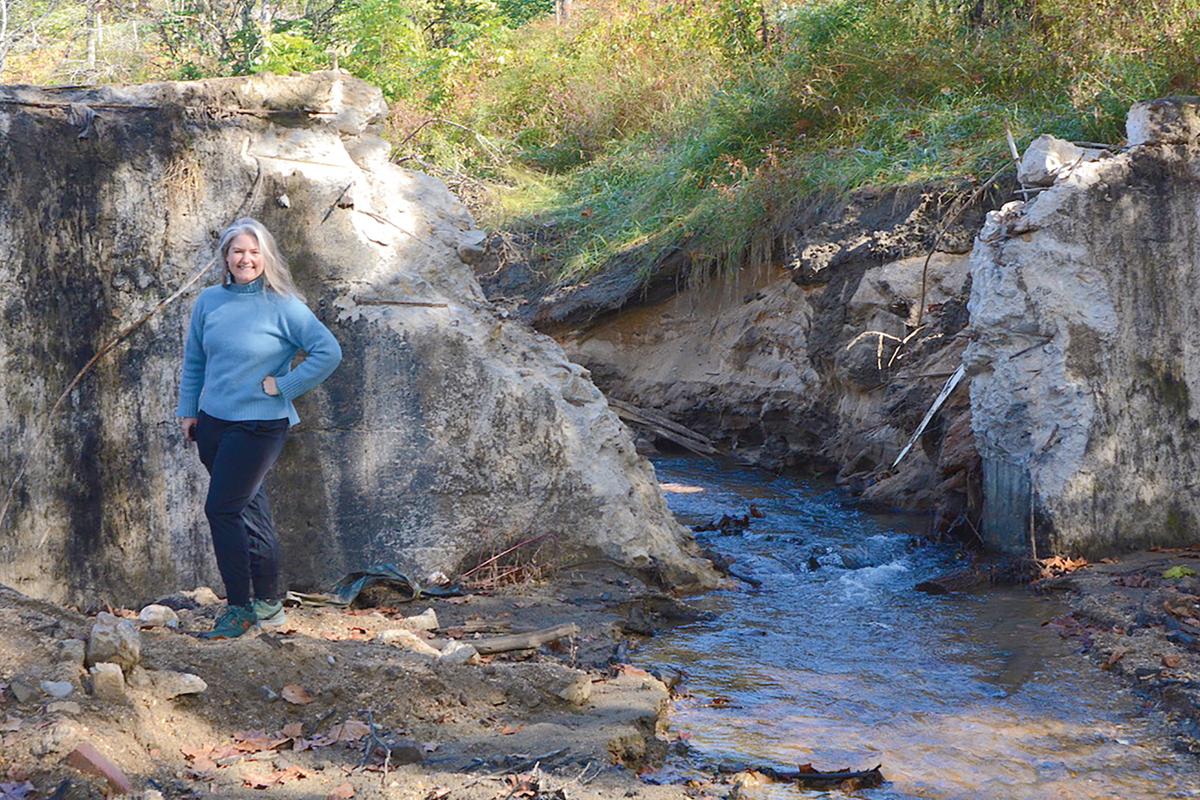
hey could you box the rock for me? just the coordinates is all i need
[386,739,426,766]
[89,662,126,700]
[66,741,134,794]
[9,677,41,704]
[138,604,179,629]
[31,721,76,757]
[0,72,716,606]
[127,665,152,689]
[456,230,488,264]
[968,98,1200,557]
[47,700,83,716]
[1127,97,1200,146]
[398,608,439,631]
[183,587,222,607]
[1017,134,1105,187]
[439,640,479,665]
[148,670,207,699]
[86,613,141,670]
[40,680,74,699]
[56,638,86,665]
[377,629,441,658]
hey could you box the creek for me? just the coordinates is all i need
[639,456,1200,800]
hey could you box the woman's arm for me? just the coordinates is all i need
[177,296,208,421]
[271,300,343,401]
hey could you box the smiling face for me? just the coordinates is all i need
[226,233,265,285]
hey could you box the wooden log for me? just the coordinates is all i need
[470,622,580,654]
[607,398,717,456]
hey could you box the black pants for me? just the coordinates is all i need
[194,411,289,607]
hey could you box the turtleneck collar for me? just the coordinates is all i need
[225,276,266,295]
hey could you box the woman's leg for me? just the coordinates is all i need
[194,415,288,607]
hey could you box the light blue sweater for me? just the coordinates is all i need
[176,278,343,426]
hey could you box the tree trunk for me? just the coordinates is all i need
[555,0,571,25]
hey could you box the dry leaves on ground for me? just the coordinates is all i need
[281,685,315,704]
[244,766,310,789]
[328,720,370,742]
[1037,555,1089,580]
[327,783,355,800]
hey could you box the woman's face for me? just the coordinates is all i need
[226,233,265,285]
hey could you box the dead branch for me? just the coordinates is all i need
[607,398,717,457]
[471,623,580,655]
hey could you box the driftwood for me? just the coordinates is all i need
[607,398,717,457]
[470,622,579,655]
[758,764,884,788]
[721,762,884,789]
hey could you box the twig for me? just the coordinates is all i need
[358,710,392,770]
[356,300,450,308]
[913,162,1012,328]
[464,748,570,786]
[396,117,504,161]
[892,364,966,469]
[471,623,580,655]
[354,208,436,249]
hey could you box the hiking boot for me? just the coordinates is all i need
[199,604,257,640]
[252,598,287,627]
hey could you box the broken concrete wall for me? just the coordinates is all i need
[0,72,715,605]
[967,98,1200,557]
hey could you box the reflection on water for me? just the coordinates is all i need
[641,457,1200,800]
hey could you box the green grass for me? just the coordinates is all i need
[406,0,1200,284]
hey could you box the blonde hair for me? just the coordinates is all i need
[217,218,305,301]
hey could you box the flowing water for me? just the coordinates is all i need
[640,456,1200,800]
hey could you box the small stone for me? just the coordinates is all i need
[40,680,74,699]
[138,604,179,629]
[66,741,133,794]
[86,612,141,671]
[182,586,221,606]
[140,791,165,800]
[398,608,439,631]
[386,739,426,765]
[90,662,126,700]
[57,639,86,665]
[9,678,41,704]
[276,194,291,208]
[31,721,76,757]
[47,701,83,716]
[149,670,207,699]
[1017,134,1104,187]
[127,665,152,689]
[378,629,440,658]
[439,640,479,665]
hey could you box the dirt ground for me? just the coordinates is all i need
[0,565,722,800]
[1037,548,1200,754]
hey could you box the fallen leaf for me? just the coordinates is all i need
[1105,647,1130,668]
[327,783,355,800]
[447,595,474,605]
[615,663,653,679]
[1162,653,1182,668]
[244,766,309,789]
[180,745,214,761]
[425,788,451,800]
[282,723,304,739]
[281,685,315,705]
[1164,565,1198,579]
[328,720,370,742]
[501,724,523,735]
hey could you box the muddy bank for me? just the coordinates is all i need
[479,185,1004,540]
[1039,551,1200,754]
[0,570,712,800]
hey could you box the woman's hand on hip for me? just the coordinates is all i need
[262,376,280,396]
[181,417,199,442]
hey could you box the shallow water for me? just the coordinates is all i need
[641,456,1200,800]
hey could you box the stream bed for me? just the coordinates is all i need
[639,456,1200,800]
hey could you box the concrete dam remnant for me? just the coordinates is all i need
[968,98,1200,557]
[0,72,716,604]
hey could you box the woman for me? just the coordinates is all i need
[177,218,342,640]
